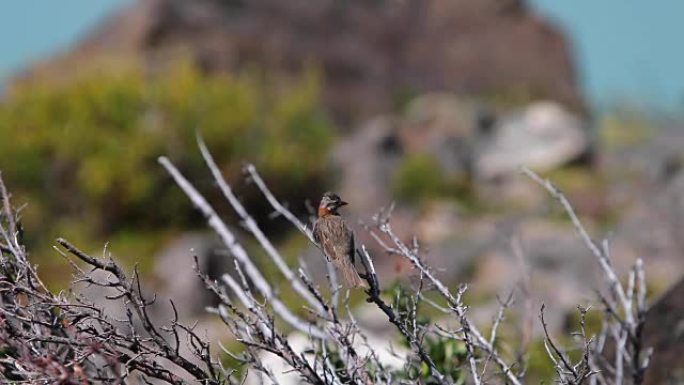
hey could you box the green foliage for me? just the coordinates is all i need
[394,331,469,384]
[599,102,656,149]
[392,153,475,208]
[480,83,566,112]
[388,285,468,383]
[525,338,557,383]
[0,59,334,274]
[392,153,446,204]
[422,337,468,384]
[397,339,468,384]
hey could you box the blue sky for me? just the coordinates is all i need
[530,0,684,111]
[0,0,130,80]
[1,1,683,112]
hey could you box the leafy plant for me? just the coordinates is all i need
[393,153,446,203]
[0,59,334,274]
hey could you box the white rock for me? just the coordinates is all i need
[245,329,408,385]
[476,101,588,179]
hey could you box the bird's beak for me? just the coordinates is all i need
[339,201,348,206]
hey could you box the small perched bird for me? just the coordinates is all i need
[313,192,367,288]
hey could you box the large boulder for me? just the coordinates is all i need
[19,0,585,124]
[475,101,589,180]
[642,277,684,384]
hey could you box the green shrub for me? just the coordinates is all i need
[0,59,334,275]
[599,102,656,149]
[388,284,468,383]
[392,153,477,210]
[392,153,445,203]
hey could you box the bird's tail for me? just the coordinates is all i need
[338,257,368,289]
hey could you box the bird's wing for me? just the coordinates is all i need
[312,219,320,244]
[329,217,354,263]
[315,218,336,262]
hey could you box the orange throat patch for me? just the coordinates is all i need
[318,206,332,217]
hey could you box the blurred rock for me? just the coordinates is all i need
[475,101,589,180]
[600,124,684,184]
[476,173,549,210]
[153,232,230,319]
[414,204,501,282]
[19,0,585,124]
[400,93,491,180]
[333,116,401,215]
[335,96,593,218]
[403,94,483,140]
[74,231,230,323]
[614,168,684,290]
[72,269,132,326]
[416,201,465,244]
[642,277,684,385]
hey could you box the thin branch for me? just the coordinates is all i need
[197,134,325,316]
[158,156,327,340]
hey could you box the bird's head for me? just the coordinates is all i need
[318,192,348,217]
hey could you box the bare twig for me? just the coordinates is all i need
[158,156,327,340]
[523,166,651,385]
[197,135,325,316]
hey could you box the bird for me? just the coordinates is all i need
[313,192,367,288]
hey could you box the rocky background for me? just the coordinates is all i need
[1,0,682,383]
